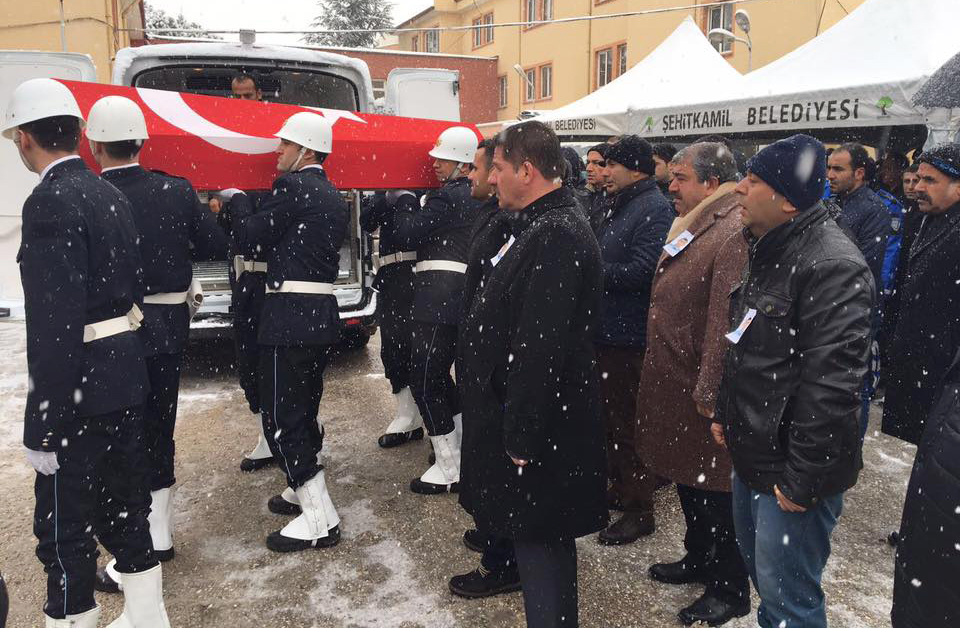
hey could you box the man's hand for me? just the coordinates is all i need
[710,422,725,447]
[774,485,807,513]
[208,197,222,214]
[696,401,716,420]
[25,448,59,476]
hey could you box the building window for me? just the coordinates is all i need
[540,64,552,99]
[472,12,494,48]
[596,48,613,88]
[425,28,439,53]
[372,79,385,100]
[411,35,418,52]
[542,0,553,21]
[498,75,508,109]
[525,0,537,25]
[524,68,537,102]
[617,43,627,76]
[708,4,734,53]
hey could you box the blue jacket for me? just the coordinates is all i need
[594,178,673,348]
[835,184,890,298]
[875,187,904,296]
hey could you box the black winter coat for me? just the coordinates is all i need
[102,165,227,355]
[595,178,673,349]
[394,177,480,326]
[232,166,348,346]
[836,184,890,297]
[717,204,874,508]
[891,349,960,628]
[19,158,148,451]
[457,187,608,541]
[882,202,960,444]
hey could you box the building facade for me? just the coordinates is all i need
[394,0,866,126]
[0,0,144,83]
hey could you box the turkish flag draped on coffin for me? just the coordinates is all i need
[59,79,480,191]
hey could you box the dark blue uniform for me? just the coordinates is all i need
[101,165,227,491]
[19,157,155,619]
[231,165,348,488]
[393,176,480,437]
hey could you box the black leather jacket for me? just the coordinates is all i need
[717,203,874,508]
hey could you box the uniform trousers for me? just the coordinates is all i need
[144,352,184,491]
[259,344,329,488]
[515,538,579,628]
[233,274,265,414]
[409,321,460,436]
[0,571,8,628]
[676,483,749,605]
[596,345,656,514]
[34,407,157,619]
[376,264,415,394]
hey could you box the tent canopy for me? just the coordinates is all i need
[537,17,744,138]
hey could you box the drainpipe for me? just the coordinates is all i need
[59,0,67,51]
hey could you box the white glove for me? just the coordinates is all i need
[385,189,415,205]
[25,448,59,476]
[217,188,245,200]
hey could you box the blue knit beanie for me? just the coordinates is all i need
[746,134,826,211]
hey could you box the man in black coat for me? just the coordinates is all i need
[84,96,228,593]
[392,126,483,494]
[584,143,611,234]
[230,112,348,552]
[361,190,424,449]
[3,78,167,626]
[458,121,607,627]
[891,347,960,628]
[594,135,673,545]
[882,144,960,446]
[714,135,873,628]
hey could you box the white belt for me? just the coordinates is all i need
[378,251,417,267]
[233,255,268,278]
[143,291,189,305]
[414,260,467,274]
[266,280,334,295]
[83,305,144,343]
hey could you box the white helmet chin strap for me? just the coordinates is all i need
[445,162,465,183]
[290,146,308,172]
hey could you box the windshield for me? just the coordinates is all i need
[133,65,359,111]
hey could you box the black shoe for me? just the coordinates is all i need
[154,547,175,563]
[649,555,707,585]
[94,566,121,593]
[463,529,488,553]
[607,489,623,512]
[240,456,276,472]
[598,513,654,546]
[410,478,459,495]
[378,427,425,449]
[449,565,522,599]
[888,530,900,547]
[268,494,301,516]
[266,525,341,553]
[678,592,750,627]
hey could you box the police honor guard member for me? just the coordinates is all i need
[393,126,483,494]
[361,190,425,448]
[4,79,170,627]
[83,96,229,593]
[230,112,349,551]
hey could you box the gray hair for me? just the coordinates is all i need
[670,142,739,184]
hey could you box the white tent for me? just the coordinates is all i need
[628,0,960,140]
[537,16,745,138]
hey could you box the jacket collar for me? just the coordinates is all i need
[839,183,869,205]
[910,201,960,261]
[39,155,84,182]
[749,202,828,264]
[666,182,737,242]
[612,178,657,211]
[510,186,573,237]
[100,163,145,181]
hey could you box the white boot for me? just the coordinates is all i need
[147,488,174,559]
[410,430,461,494]
[266,471,341,551]
[267,485,301,515]
[241,415,276,472]
[98,558,123,592]
[45,606,100,627]
[105,564,171,628]
[452,412,463,441]
[378,387,425,448]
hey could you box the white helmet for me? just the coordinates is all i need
[2,78,84,140]
[86,96,149,142]
[275,112,333,154]
[429,126,478,163]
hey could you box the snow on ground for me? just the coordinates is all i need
[0,321,913,627]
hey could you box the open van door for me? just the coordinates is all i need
[384,68,461,122]
[0,52,97,316]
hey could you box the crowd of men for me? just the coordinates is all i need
[2,73,959,628]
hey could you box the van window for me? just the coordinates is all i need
[133,65,359,111]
